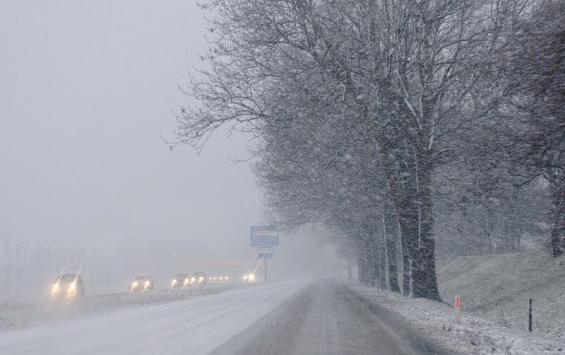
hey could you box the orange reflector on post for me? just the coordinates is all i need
[454,295,462,323]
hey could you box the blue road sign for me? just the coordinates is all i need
[250,225,279,246]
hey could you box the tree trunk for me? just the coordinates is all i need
[551,182,565,257]
[372,124,439,299]
[384,208,400,292]
[357,246,369,285]
[378,238,387,289]
[369,233,380,287]
[400,222,411,296]
[396,156,441,300]
[411,162,441,300]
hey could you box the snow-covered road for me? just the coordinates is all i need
[0,280,453,355]
[0,283,244,331]
[0,280,309,355]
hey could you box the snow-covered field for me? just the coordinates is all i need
[439,250,565,341]
[0,280,310,355]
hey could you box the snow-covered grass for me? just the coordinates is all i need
[350,284,565,355]
[439,250,565,341]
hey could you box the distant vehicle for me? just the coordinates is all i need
[129,274,155,292]
[243,273,256,284]
[210,275,230,283]
[192,272,207,287]
[50,274,84,300]
[170,273,190,288]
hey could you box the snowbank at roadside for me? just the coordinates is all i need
[439,250,565,342]
[349,284,565,355]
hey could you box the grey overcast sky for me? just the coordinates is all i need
[0,0,266,275]
[0,1,345,289]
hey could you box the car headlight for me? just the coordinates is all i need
[184,279,189,285]
[243,275,248,280]
[248,274,255,282]
[191,277,196,283]
[171,279,177,286]
[69,282,77,290]
[132,281,139,288]
[52,283,60,293]
[144,280,151,288]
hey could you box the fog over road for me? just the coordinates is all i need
[0,280,447,355]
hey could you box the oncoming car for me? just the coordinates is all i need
[170,273,190,288]
[129,274,155,292]
[243,273,256,284]
[208,275,230,283]
[50,274,84,300]
[192,272,207,287]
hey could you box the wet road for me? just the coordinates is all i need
[213,281,449,355]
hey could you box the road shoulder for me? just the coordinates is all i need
[349,284,565,355]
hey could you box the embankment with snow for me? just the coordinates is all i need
[350,249,565,354]
[439,250,565,341]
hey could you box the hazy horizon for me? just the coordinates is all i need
[0,1,345,300]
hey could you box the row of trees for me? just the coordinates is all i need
[1,237,85,273]
[178,0,564,300]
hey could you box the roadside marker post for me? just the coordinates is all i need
[454,295,462,323]
[528,298,533,332]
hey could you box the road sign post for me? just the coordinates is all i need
[454,295,462,323]
[257,246,273,258]
[257,247,272,282]
[250,225,278,283]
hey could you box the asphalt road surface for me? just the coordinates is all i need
[213,280,449,355]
